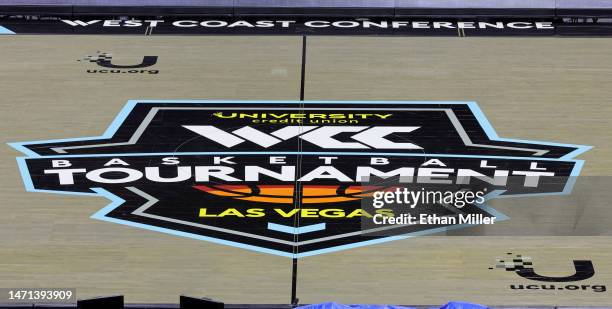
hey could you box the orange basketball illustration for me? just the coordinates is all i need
[193,185,395,204]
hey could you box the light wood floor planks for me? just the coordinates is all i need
[1,35,611,305]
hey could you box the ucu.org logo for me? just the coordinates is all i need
[183,125,422,149]
[492,253,606,292]
[78,52,159,74]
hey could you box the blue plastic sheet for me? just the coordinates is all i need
[440,302,488,309]
[297,301,487,309]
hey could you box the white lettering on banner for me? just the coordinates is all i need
[60,19,555,31]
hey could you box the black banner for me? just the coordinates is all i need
[1,17,611,36]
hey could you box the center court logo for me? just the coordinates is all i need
[491,253,605,292]
[78,51,159,74]
[9,101,590,257]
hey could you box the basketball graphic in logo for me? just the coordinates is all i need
[194,185,395,204]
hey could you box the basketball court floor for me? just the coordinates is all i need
[1,35,612,306]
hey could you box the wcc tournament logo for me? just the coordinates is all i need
[78,51,159,74]
[491,253,605,292]
[10,101,590,257]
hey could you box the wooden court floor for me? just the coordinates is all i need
[1,36,612,305]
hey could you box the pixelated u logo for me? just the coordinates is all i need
[80,52,158,69]
[517,260,594,282]
[96,55,157,68]
[493,253,595,282]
